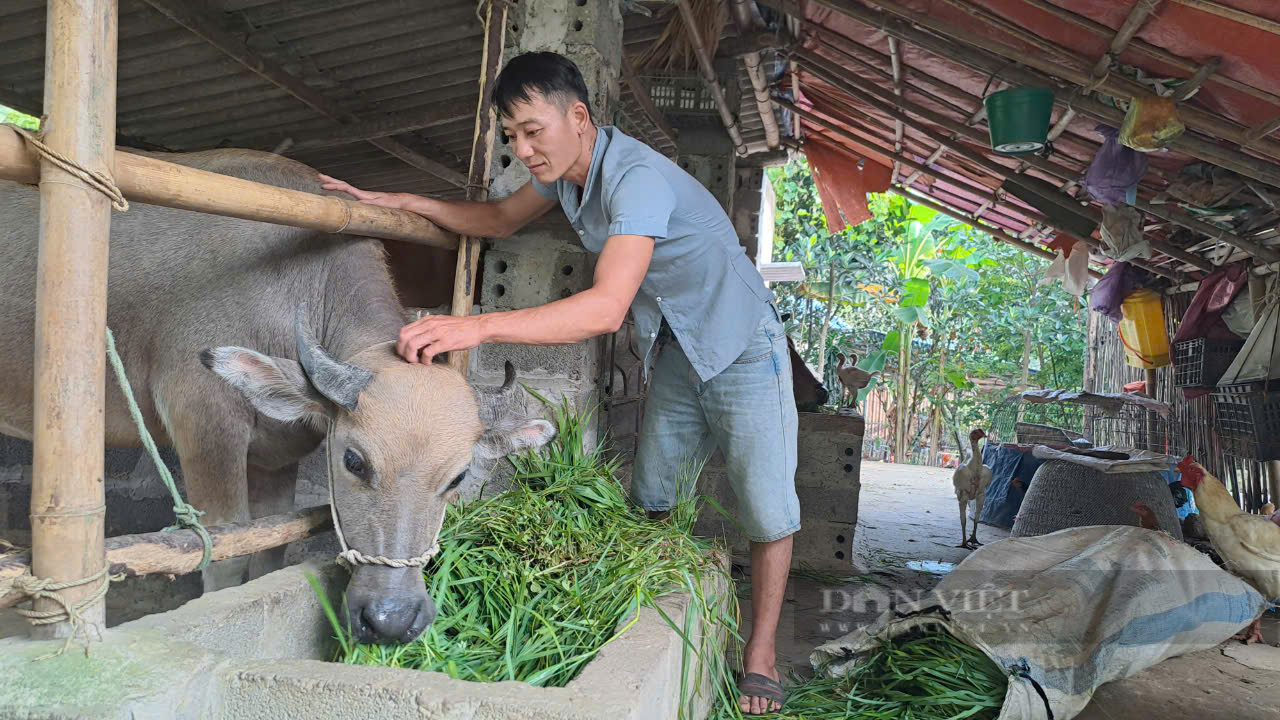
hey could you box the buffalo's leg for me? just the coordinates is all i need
[170,408,252,593]
[246,461,299,580]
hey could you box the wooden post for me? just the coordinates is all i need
[449,0,508,374]
[29,0,118,639]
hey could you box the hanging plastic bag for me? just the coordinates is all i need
[1084,124,1148,205]
[1120,95,1185,152]
[1039,240,1090,296]
[1219,279,1280,385]
[1099,204,1148,261]
[1090,261,1140,323]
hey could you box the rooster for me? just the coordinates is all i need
[953,429,994,549]
[1178,456,1280,645]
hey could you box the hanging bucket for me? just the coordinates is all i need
[984,87,1055,155]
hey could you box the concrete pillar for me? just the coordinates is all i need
[471,0,624,454]
[732,166,765,263]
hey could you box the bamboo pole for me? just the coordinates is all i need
[730,0,781,149]
[1,507,332,609]
[449,0,507,374]
[28,0,118,639]
[675,0,748,155]
[0,127,456,249]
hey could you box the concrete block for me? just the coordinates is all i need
[481,247,592,312]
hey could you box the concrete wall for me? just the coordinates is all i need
[474,0,626,452]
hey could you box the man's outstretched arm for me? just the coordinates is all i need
[396,233,655,363]
[319,175,557,239]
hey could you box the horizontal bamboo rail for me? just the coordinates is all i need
[0,506,333,609]
[0,126,457,249]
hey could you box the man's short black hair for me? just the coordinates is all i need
[491,52,592,120]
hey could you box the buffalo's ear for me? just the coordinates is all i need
[200,347,332,424]
[470,361,557,461]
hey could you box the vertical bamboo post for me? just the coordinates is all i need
[449,0,508,374]
[29,0,118,638]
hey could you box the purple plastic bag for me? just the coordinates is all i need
[1090,261,1140,323]
[1084,124,1148,206]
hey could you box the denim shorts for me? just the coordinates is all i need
[630,306,801,543]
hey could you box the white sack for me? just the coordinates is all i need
[811,526,1265,720]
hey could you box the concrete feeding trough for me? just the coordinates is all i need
[1,555,730,719]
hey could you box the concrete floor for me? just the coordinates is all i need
[740,461,1280,719]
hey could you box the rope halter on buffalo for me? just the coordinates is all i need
[325,425,443,569]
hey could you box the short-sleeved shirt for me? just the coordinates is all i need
[531,126,775,381]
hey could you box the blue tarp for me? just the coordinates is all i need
[979,445,1046,529]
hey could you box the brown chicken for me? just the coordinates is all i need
[834,352,878,409]
[1179,456,1280,645]
[1132,501,1161,531]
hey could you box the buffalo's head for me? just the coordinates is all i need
[201,317,553,644]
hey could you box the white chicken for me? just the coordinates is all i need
[1179,456,1280,645]
[953,428,994,549]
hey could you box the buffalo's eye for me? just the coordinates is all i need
[343,448,367,477]
[446,472,466,492]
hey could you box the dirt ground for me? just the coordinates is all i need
[738,461,1280,719]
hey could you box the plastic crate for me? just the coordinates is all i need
[1211,380,1280,461]
[1173,337,1246,389]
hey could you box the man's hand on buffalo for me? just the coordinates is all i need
[398,313,487,364]
[319,174,407,210]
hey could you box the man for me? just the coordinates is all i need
[320,51,798,714]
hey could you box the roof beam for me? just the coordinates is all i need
[139,0,467,188]
[887,36,905,181]
[730,0,782,149]
[269,99,477,153]
[771,0,1280,189]
[1171,57,1222,101]
[794,53,1210,275]
[1168,0,1280,37]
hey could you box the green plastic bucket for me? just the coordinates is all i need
[984,87,1055,154]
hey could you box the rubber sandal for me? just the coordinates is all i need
[737,672,785,714]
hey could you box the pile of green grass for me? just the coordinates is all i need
[710,629,1007,720]
[312,399,743,715]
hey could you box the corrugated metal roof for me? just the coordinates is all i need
[0,0,731,200]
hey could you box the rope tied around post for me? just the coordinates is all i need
[105,328,214,570]
[12,566,123,661]
[4,123,128,211]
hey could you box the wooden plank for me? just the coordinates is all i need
[1,507,333,609]
[28,0,117,639]
[0,126,457,249]
[138,0,467,187]
[448,0,507,374]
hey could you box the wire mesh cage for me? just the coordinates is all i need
[1172,337,1246,389]
[988,393,1181,455]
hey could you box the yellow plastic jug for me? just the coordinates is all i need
[1119,288,1170,369]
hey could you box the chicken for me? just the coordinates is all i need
[1132,501,1161,531]
[834,352,878,409]
[1178,456,1280,645]
[953,429,994,549]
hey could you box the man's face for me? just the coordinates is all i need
[500,91,590,184]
